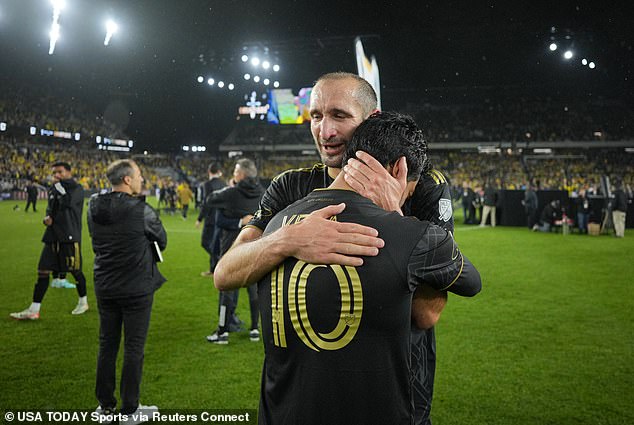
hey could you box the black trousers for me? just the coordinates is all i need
[25,197,37,212]
[201,224,221,272]
[217,285,259,333]
[96,293,154,414]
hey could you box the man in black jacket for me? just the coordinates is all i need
[10,162,89,320]
[24,180,39,212]
[195,162,226,277]
[88,159,167,420]
[205,158,264,344]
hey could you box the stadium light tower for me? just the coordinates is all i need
[104,19,118,46]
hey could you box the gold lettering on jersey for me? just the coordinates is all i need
[271,264,286,347]
[282,214,337,227]
[286,261,363,352]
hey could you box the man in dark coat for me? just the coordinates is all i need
[88,159,167,419]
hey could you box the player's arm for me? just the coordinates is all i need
[144,204,167,251]
[412,285,448,329]
[213,203,384,290]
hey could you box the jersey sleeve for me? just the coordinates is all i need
[406,223,481,297]
[410,170,455,233]
[248,171,297,231]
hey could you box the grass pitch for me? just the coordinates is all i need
[0,199,632,424]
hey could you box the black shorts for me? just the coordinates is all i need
[38,242,82,273]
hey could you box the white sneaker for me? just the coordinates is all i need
[71,303,89,315]
[121,405,158,425]
[10,308,39,320]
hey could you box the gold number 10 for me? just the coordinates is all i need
[271,261,363,352]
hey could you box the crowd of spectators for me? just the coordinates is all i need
[402,86,633,143]
[0,85,126,141]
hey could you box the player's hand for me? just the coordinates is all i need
[195,220,201,228]
[344,151,407,214]
[43,216,53,226]
[281,203,384,267]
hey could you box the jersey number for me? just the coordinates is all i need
[271,261,363,352]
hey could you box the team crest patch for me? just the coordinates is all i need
[343,313,357,326]
[438,198,452,222]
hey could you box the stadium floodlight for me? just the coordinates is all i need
[0,122,7,131]
[563,50,573,60]
[218,81,225,88]
[49,22,60,55]
[197,76,204,83]
[273,81,280,88]
[228,83,235,90]
[262,60,270,69]
[241,54,248,62]
[207,78,215,86]
[589,62,595,69]
[549,43,557,51]
[244,73,250,80]
[51,0,65,10]
[253,75,260,83]
[263,78,270,86]
[251,57,260,66]
[104,19,118,46]
[273,64,280,72]
[182,146,190,151]
[581,58,588,66]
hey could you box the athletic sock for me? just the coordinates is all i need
[29,302,41,313]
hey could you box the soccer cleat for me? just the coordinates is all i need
[61,280,76,289]
[200,271,214,277]
[51,278,62,288]
[71,303,89,315]
[10,309,40,320]
[206,331,229,344]
[95,406,117,424]
[120,404,158,425]
[249,328,260,342]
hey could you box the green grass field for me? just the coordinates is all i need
[1,199,632,424]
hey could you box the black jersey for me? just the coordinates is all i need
[257,189,480,425]
[249,163,456,425]
[248,164,332,230]
[42,178,84,244]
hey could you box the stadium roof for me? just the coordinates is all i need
[0,0,632,151]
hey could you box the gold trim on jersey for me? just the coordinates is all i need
[272,163,327,182]
[428,169,447,185]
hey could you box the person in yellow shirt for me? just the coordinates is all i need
[177,182,194,219]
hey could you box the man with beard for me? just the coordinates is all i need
[214,72,454,424]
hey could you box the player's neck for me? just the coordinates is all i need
[328,172,354,192]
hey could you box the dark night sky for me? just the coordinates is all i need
[1,0,632,151]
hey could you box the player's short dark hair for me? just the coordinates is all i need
[343,111,428,182]
[316,72,378,117]
[208,162,222,174]
[106,159,136,186]
[52,162,71,171]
